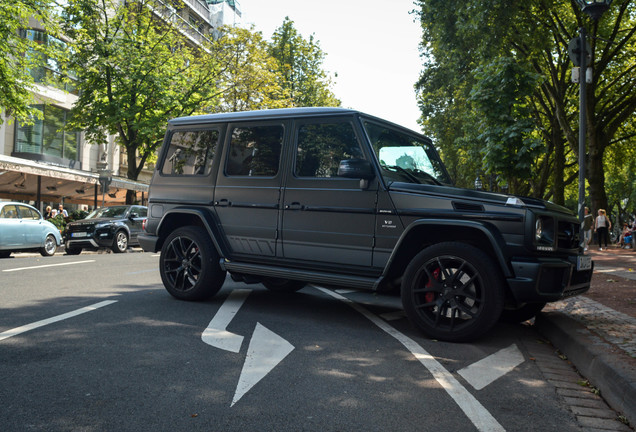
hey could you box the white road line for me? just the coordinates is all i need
[2,260,96,272]
[0,300,117,341]
[317,287,505,432]
[202,289,251,353]
[458,344,525,391]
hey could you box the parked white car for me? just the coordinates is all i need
[0,202,62,258]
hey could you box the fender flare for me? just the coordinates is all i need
[156,206,228,256]
[378,218,512,289]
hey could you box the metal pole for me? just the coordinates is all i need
[578,26,587,247]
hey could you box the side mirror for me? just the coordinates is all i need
[337,159,375,180]
[129,212,139,219]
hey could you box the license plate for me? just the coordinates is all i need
[577,255,592,271]
[71,232,88,238]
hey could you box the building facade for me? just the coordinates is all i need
[0,0,241,212]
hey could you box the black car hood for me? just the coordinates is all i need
[388,182,575,216]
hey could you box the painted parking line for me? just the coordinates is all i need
[2,260,96,273]
[458,344,525,390]
[0,300,117,341]
[317,287,505,432]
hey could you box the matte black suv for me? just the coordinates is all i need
[66,205,147,254]
[139,108,592,341]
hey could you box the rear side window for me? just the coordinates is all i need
[161,129,219,176]
[0,205,19,218]
[226,125,283,177]
[18,206,40,220]
[295,121,364,178]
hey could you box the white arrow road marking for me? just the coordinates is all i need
[231,322,294,407]
[458,344,525,390]
[201,289,251,353]
[0,300,117,342]
[317,287,504,432]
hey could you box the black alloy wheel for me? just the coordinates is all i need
[160,226,226,301]
[401,242,504,342]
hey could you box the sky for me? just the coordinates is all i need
[236,0,424,132]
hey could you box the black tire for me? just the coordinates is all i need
[40,234,57,257]
[0,251,11,258]
[160,226,226,301]
[111,231,128,253]
[401,242,504,342]
[499,302,547,323]
[65,247,82,255]
[262,278,307,292]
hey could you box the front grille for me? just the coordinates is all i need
[557,220,579,249]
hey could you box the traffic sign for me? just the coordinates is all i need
[568,36,591,67]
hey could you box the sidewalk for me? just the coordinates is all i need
[535,247,636,429]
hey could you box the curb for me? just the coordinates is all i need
[535,311,636,427]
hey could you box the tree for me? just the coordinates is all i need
[269,17,340,107]
[61,0,226,203]
[415,0,636,212]
[0,0,58,125]
[214,25,292,112]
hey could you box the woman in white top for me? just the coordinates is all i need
[594,209,612,250]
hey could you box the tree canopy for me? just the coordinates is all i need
[416,0,636,216]
[0,0,58,125]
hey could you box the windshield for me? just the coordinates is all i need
[87,206,128,219]
[363,120,451,186]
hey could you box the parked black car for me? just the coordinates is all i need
[139,108,592,342]
[65,205,147,254]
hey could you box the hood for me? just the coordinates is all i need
[67,217,120,226]
[388,182,575,216]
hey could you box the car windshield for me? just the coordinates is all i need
[363,120,451,186]
[87,206,128,219]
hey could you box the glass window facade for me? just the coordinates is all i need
[15,104,79,162]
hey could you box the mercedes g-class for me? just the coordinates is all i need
[139,108,593,342]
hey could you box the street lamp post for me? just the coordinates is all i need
[571,0,612,247]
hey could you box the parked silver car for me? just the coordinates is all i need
[0,202,62,258]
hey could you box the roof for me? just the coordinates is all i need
[169,107,358,126]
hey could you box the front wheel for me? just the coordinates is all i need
[401,242,504,342]
[160,226,226,301]
[0,251,11,259]
[40,234,57,256]
[111,231,128,253]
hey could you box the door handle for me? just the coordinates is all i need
[285,202,303,210]
[215,199,231,207]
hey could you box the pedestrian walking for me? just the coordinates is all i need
[581,206,593,251]
[594,209,611,250]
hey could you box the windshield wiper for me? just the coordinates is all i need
[383,165,421,184]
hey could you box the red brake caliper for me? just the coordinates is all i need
[424,268,441,304]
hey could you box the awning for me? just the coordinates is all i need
[0,154,149,206]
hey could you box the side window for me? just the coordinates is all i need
[18,206,40,220]
[161,129,219,176]
[226,125,283,177]
[1,205,19,218]
[295,122,364,178]
[137,207,147,218]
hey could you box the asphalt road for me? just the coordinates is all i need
[0,252,583,431]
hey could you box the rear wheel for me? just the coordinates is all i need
[160,226,226,301]
[111,231,128,253]
[401,242,504,342]
[262,278,306,292]
[40,234,57,256]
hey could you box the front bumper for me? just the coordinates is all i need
[65,232,115,250]
[507,256,593,304]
